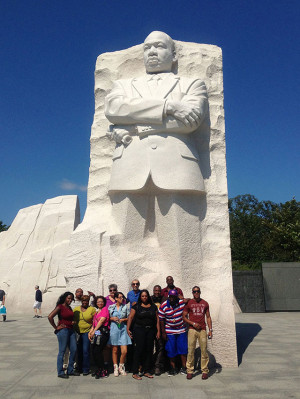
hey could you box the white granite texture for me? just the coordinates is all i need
[65,38,237,367]
[0,196,80,313]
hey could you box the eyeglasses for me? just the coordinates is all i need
[193,290,200,293]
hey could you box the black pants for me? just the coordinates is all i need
[132,325,156,374]
[91,334,109,369]
[154,337,165,370]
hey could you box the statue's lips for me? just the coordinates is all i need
[147,57,159,64]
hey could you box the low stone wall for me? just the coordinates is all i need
[232,270,265,312]
[262,262,300,311]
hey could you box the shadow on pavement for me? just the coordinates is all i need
[2,320,17,322]
[236,322,262,365]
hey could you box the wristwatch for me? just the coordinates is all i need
[209,329,213,332]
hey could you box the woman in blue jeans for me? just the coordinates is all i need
[48,292,78,378]
[73,295,96,375]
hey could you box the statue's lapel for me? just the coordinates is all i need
[132,77,152,98]
[132,75,180,98]
[156,75,180,98]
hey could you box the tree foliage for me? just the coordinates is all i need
[0,221,9,232]
[229,195,300,269]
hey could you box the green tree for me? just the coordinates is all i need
[0,221,9,232]
[229,195,300,269]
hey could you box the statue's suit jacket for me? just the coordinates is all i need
[105,73,208,193]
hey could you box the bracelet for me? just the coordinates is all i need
[209,329,213,332]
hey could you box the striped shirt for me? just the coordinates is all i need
[158,299,186,335]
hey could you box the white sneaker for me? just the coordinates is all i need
[119,363,127,376]
[114,364,119,377]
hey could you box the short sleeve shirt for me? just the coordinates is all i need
[184,299,209,330]
[158,299,186,335]
[132,303,157,328]
[92,307,109,328]
[73,306,96,333]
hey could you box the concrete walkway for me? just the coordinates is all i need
[0,312,299,399]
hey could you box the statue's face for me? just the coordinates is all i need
[143,32,175,73]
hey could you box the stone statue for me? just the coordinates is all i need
[64,32,237,367]
[105,31,208,193]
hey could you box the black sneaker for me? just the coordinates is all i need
[168,368,176,376]
[68,371,80,376]
[180,367,187,375]
[154,368,161,376]
[3,316,6,322]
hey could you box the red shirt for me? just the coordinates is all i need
[57,304,74,329]
[184,299,209,330]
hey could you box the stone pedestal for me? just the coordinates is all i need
[65,40,237,367]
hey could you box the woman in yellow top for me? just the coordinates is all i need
[73,295,96,375]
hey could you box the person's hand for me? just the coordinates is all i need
[112,317,120,323]
[162,332,167,341]
[87,291,95,297]
[208,330,213,339]
[56,324,66,331]
[193,322,201,330]
[127,329,133,339]
[156,331,161,340]
[89,331,94,341]
[166,101,201,128]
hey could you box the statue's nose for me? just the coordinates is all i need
[148,46,157,55]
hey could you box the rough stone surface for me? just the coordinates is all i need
[65,39,237,367]
[0,195,80,313]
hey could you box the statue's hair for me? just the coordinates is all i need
[144,31,176,55]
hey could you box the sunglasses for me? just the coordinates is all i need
[193,290,200,293]
[109,289,117,292]
[132,283,140,286]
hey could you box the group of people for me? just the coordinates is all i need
[48,276,213,381]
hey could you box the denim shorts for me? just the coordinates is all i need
[165,331,188,358]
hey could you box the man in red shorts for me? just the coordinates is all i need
[183,286,212,380]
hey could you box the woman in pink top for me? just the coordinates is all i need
[88,296,110,379]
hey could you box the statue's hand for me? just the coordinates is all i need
[107,127,133,146]
[166,101,201,128]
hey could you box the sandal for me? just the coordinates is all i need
[132,374,142,380]
[144,373,154,378]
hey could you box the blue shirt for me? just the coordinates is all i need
[126,290,141,309]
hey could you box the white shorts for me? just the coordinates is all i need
[33,301,42,309]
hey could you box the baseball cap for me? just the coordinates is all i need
[168,289,178,297]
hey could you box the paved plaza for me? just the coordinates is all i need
[0,312,299,399]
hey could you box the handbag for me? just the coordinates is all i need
[0,305,7,315]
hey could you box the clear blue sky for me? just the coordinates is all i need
[1,0,299,225]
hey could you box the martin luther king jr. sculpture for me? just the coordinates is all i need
[105,30,208,193]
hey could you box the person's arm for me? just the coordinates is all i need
[160,320,167,341]
[48,306,66,331]
[156,311,161,340]
[126,308,136,339]
[89,316,106,340]
[206,308,213,338]
[2,295,5,306]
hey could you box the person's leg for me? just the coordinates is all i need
[132,326,145,375]
[176,331,188,371]
[144,328,156,374]
[81,332,91,374]
[165,334,177,374]
[155,337,165,372]
[186,329,197,374]
[67,330,77,375]
[56,329,69,376]
[38,305,42,317]
[112,345,119,376]
[119,345,128,375]
[199,330,209,374]
[76,333,83,373]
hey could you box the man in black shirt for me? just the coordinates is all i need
[0,288,6,322]
[151,285,165,375]
[33,285,43,318]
